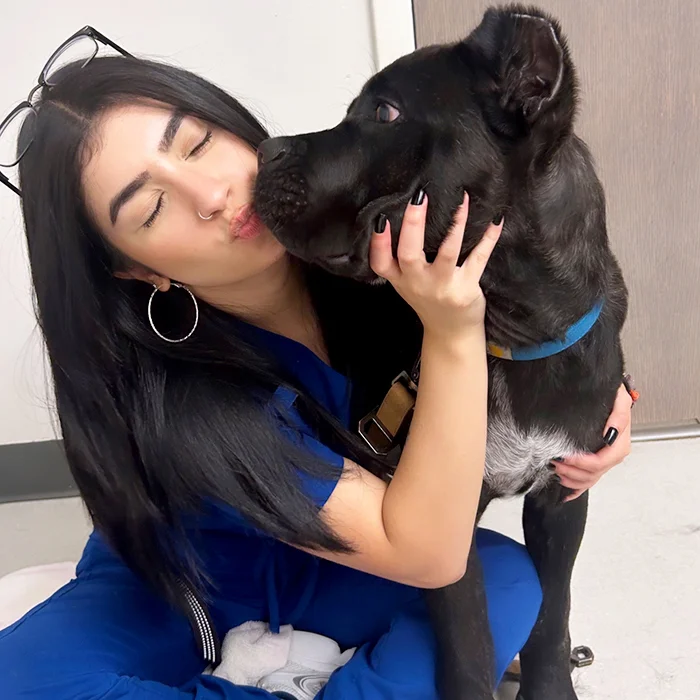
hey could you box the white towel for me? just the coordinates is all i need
[212,622,355,699]
[213,621,293,687]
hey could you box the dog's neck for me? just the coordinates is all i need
[482,137,613,349]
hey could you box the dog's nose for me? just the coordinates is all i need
[258,137,289,166]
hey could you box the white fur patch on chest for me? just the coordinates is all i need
[485,416,576,496]
[485,365,577,497]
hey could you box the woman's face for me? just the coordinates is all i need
[82,102,286,291]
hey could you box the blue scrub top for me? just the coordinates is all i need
[0,321,543,699]
[80,323,358,636]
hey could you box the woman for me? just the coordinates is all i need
[0,45,632,699]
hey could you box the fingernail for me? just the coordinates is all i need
[603,427,619,446]
[410,188,426,206]
[492,213,504,225]
[375,213,388,233]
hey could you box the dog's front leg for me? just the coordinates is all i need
[425,534,495,700]
[517,487,589,700]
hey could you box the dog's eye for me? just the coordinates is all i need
[375,103,400,123]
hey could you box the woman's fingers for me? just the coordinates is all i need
[369,219,401,280]
[554,453,605,473]
[396,190,428,272]
[556,396,632,475]
[434,191,470,271]
[564,488,588,503]
[459,217,504,282]
[558,428,631,473]
[555,462,595,485]
[602,384,633,443]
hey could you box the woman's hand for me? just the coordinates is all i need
[370,190,503,344]
[554,384,634,502]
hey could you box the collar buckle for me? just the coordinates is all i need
[358,371,418,455]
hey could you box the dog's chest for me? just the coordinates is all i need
[484,365,577,497]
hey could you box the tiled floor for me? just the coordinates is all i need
[488,437,700,700]
[1,437,699,699]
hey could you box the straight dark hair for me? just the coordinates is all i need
[18,56,421,611]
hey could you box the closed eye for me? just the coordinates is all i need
[188,130,213,158]
[143,194,164,229]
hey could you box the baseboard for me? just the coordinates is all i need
[1,421,696,505]
[631,420,700,442]
[0,439,78,504]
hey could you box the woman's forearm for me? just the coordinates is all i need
[381,328,488,583]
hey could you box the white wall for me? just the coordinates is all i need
[0,0,415,446]
[370,0,417,70]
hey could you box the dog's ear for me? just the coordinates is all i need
[462,6,575,136]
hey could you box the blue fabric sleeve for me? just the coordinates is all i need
[271,386,344,509]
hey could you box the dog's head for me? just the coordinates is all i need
[254,5,577,282]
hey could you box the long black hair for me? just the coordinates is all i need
[18,56,421,611]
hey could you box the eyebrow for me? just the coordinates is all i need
[108,111,185,226]
[109,171,151,226]
[159,111,185,153]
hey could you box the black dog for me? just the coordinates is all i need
[255,5,628,699]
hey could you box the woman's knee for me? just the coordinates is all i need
[490,532,542,621]
[320,604,440,699]
[477,528,542,605]
[476,528,542,670]
[0,637,117,699]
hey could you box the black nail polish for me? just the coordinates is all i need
[603,427,619,446]
[492,213,504,225]
[411,188,426,206]
[552,457,563,463]
[375,213,388,233]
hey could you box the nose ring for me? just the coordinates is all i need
[198,211,214,220]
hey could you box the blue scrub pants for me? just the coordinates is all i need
[0,529,541,699]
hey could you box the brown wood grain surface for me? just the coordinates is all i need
[413,0,700,425]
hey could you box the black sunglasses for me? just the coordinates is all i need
[0,26,132,196]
